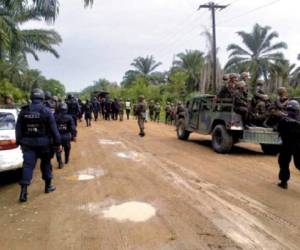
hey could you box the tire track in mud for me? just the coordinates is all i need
[115,135,300,250]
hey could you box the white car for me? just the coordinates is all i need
[0,108,23,172]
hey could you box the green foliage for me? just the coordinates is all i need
[41,79,65,97]
[173,50,205,92]
[0,79,24,103]
[225,23,287,85]
[131,56,162,76]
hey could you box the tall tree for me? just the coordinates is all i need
[225,23,287,85]
[173,50,204,92]
[131,56,162,76]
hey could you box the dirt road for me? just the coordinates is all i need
[1,119,300,250]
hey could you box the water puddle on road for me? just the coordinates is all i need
[114,151,143,162]
[98,139,123,145]
[79,201,156,223]
[65,168,105,181]
[102,202,156,222]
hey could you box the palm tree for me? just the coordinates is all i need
[0,1,62,62]
[131,56,162,76]
[225,23,287,85]
[173,50,205,92]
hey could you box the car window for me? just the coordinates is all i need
[0,112,15,130]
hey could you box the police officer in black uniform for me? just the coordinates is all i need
[277,100,300,189]
[55,103,77,168]
[16,88,61,202]
[66,94,80,127]
[44,91,57,114]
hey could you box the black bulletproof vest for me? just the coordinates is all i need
[21,105,48,137]
[56,115,69,135]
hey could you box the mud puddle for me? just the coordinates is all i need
[102,201,156,222]
[65,167,105,181]
[114,151,144,162]
[98,139,124,146]
[79,200,156,223]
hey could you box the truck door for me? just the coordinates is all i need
[198,99,212,133]
[190,98,201,129]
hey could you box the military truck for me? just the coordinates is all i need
[176,95,281,154]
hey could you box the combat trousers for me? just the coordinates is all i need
[20,145,53,185]
[154,112,160,123]
[119,111,124,121]
[126,109,130,120]
[165,113,171,124]
[278,146,300,183]
[93,111,99,121]
[56,140,71,164]
[138,116,145,133]
[71,115,77,127]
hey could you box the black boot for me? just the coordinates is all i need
[58,160,64,169]
[45,179,56,193]
[19,185,28,202]
[278,181,288,189]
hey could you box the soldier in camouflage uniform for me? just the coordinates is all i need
[135,95,147,137]
[233,81,250,125]
[165,102,172,124]
[154,102,161,123]
[217,73,238,99]
[148,100,155,121]
[119,98,125,121]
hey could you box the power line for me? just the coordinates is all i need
[217,0,281,25]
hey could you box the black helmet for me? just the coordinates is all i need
[59,102,68,112]
[45,91,52,100]
[67,94,73,99]
[30,88,45,100]
[287,100,300,112]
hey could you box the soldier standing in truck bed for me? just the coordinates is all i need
[135,95,147,137]
[233,81,250,125]
[217,73,238,99]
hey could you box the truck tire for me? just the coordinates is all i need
[177,118,190,140]
[260,144,280,155]
[212,125,233,153]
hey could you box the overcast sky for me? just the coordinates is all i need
[25,0,300,92]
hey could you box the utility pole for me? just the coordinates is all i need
[198,2,227,93]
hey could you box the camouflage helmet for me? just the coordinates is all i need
[256,80,264,86]
[177,101,182,105]
[287,100,300,112]
[277,87,287,95]
[223,74,229,81]
[52,96,58,102]
[138,95,145,101]
[241,72,250,78]
[229,73,238,80]
[5,94,13,100]
[236,81,247,89]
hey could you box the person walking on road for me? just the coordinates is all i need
[91,97,100,121]
[83,100,93,127]
[119,98,125,121]
[66,94,80,127]
[135,95,147,137]
[154,102,161,123]
[125,99,131,120]
[277,100,300,189]
[55,103,77,168]
[16,88,61,202]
